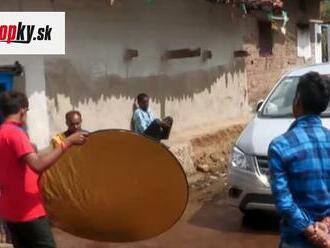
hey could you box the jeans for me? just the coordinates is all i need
[7,216,55,248]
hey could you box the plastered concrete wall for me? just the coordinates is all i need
[44,0,249,138]
[0,0,250,147]
[0,0,319,147]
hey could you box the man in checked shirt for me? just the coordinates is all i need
[269,72,330,248]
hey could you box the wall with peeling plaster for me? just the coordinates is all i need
[0,0,249,147]
[0,0,320,148]
[44,0,250,140]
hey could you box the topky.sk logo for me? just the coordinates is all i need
[0,22,52,44]
[0,12,65,55]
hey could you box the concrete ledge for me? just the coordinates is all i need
[170,143,195,176]
[168,120,247,177]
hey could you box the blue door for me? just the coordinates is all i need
[0,72,14,123]
[0,72,14,92]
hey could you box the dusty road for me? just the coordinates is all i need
[53,179,280,248]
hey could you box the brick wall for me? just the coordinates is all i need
[242,0,320,106]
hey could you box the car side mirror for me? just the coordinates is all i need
[256,100,264,112]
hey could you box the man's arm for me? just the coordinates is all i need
[22,132,87,173]
[268,143,314,234]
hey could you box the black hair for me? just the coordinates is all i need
[0,91,29,118]
[296,72,330,115]
[65,110,82,121]
[137,93,149,103]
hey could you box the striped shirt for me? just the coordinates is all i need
[269,115,330,246]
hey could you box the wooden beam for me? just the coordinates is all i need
[0,61,23,76]
[202,50,212,61]
[162,48,201,60]
[124,49,139,61]
[234,50,250,58]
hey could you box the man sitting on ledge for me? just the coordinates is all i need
[133,93,173,141]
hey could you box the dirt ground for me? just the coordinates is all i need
[52,175,280,248]
[191,124,245,174]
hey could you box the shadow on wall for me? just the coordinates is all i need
[45,58,245,119]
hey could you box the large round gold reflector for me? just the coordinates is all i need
[42,130,188,242]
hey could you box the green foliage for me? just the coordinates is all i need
[323,0,330,17]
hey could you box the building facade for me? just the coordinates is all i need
[0,0,321,148]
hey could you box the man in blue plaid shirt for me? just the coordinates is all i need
[269,72,330,248]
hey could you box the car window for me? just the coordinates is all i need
[261,77,298,117]
[261,76,330,118]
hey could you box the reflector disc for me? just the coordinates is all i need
[42,130,188,242]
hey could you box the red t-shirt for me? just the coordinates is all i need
[0,121,46,222]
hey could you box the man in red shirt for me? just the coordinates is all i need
[0,91,88,248]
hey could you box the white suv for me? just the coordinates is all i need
[228,63,330,214]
